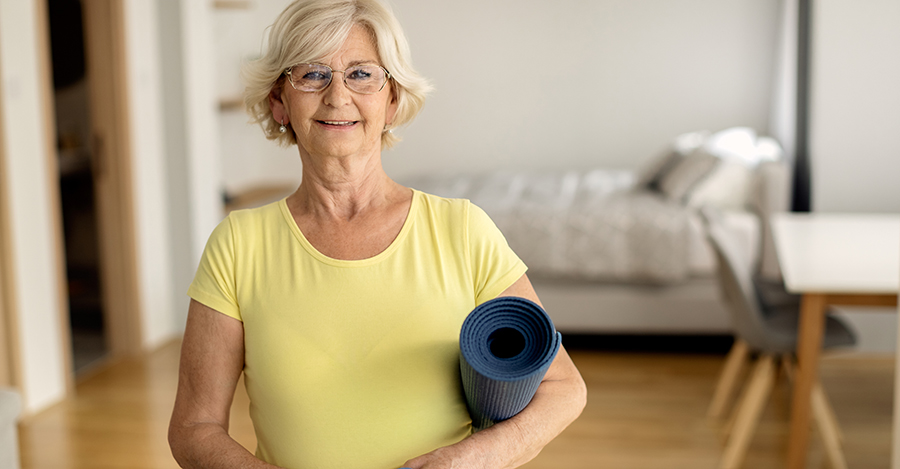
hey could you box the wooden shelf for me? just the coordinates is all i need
[219,96,244,112]
[225,185,296,212]
[213,1,252,10]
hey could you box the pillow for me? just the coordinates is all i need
[636,130,711,190]
[686,160,753,210]
[657,150,720,202]
[634,149,683,190]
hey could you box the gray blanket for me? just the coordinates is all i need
[405,170,695,284]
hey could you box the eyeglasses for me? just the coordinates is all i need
[284,63,391,95]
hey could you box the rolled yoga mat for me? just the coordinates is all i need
[459,297,562,431]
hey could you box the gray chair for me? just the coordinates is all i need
[703,210,855,469]
[0,388,22,469]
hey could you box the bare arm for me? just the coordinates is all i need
[402,274,588,469]
[168,299,282,469]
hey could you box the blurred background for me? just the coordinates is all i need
[0,0,898,442]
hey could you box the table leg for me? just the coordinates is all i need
[893,297,900,469]
[787,293,827,469]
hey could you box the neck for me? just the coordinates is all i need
[290,148,402,221]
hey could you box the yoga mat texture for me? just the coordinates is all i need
[459,297,562,430]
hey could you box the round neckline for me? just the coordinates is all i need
[278,189,420,267]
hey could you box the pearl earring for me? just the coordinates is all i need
[279,118,287,134]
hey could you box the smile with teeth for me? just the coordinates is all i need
[318,120,357,126]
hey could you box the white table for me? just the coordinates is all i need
[771,213,900,469]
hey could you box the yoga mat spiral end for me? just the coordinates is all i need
[459,298,561,431]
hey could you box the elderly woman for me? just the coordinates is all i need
[168,0,586,468]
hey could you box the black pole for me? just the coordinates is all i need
[792,0,812,212]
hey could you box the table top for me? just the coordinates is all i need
[772,212,900,295]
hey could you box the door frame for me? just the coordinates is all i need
[2,0,146,394]
[0,41,22,389]
[78,0,144,360]
[35,0,75,392]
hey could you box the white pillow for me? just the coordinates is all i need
[686,160,753,210]
[635,130,711,189]
[657,150,719,201]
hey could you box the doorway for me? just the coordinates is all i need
[48,0,108,375]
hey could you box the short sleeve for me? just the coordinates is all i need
[187,215,242,321]
[466,202,528,304]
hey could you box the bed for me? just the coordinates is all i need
[402,128,791,334]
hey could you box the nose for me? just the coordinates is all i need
[322,70,351,107]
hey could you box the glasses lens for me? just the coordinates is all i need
[290,64,332,91]
[343,65,387,94]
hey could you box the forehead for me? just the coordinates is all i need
[320,25,380,66]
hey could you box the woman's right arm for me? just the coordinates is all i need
[169,299,281,468]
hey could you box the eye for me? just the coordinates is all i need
[291,64,331,83]
[302,70,330,81]
[346,67,376,81]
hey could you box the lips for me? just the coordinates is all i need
[317,120,358,126]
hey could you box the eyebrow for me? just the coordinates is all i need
[310,59,380,68]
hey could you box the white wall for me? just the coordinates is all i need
[124,0,177,351]
[0,0,68,414]
[810,0,900,353]
[214,0,780,189]
[386,0,780,179]
[156,0,227,332]
[810,0,900,214]
[179,1,226,263]
[157,0,195,331]
[216,2,303,195]
[768,0,797,163]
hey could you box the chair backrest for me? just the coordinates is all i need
[703,212,774,351]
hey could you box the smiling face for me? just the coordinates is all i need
[270,25,398,162]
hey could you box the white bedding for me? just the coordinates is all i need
[405,169,761,283]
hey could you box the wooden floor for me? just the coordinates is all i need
[17,340,894,468]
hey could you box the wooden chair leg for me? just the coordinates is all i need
[780,355,795,380]
[719,354,776,469]
[709,339,750,419]
[720,353,773,443]
[812,383,848,469]
[721,403,737,443]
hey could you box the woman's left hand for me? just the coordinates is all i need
[400,441,489,469]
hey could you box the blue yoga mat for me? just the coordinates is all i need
[459,297,562,431]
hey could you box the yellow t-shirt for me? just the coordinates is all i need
[187,189,527,469]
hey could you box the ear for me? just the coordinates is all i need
[268,81,290,124]
[384,87,399,127]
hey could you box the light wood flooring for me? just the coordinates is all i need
[17,339,894,468]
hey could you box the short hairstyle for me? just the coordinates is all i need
[242,0,432,148]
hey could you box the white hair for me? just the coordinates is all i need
[242,0,432,148]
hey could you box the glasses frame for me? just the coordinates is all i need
[284,63,392,95]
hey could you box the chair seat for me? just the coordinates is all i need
[763,308,856,354]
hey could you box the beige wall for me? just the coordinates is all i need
[214,0,781,190]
